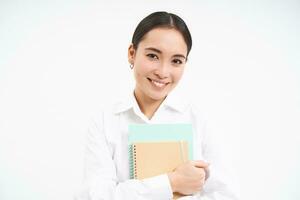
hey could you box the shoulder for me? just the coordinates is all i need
[90,91,134,125]
[183,99,208,125]
[90,102,122,121]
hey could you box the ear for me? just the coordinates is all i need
[128,44,136,65]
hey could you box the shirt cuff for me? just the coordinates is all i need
[141,174,173,199]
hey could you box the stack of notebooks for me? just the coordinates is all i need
[128,124,193,199]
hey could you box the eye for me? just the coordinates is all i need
[147,53,159,60]
[172,59,183,65]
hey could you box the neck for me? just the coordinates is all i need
[134,89,165,120]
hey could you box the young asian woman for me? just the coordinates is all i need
[76,11,239,200]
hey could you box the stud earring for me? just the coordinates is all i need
[130,64,133,69]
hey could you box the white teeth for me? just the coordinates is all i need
[151,80,165,88]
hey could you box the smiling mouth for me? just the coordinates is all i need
[147,78,169,88]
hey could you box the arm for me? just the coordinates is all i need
[75,113,173,200]
[175,108,240,200]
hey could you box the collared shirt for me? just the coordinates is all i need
[76,91,239,200]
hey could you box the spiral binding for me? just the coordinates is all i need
[129,144,138,179]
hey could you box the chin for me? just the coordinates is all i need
[147,92,168,101]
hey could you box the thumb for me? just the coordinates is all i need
[191,160,209,168]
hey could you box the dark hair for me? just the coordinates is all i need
[131,11,192,57]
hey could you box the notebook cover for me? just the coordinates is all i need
[130,141,188,199]
[128,124,193,159]
[131,141,189,179]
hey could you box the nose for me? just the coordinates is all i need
[154,62,170,79]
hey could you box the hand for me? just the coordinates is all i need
[168,160,209,195]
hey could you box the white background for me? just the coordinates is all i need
[0,1,299,200]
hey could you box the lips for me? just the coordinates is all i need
[147,78,169,88]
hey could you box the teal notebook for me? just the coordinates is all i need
[128,123,194,178]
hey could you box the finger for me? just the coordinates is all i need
[194,167,206,178]
[191,160,209,168]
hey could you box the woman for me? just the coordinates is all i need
[77,11,239,200]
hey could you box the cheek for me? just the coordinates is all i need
[134,66,149,83]
[172,68,185,83]
[135,60,156,77]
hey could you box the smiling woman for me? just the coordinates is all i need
[76,11,239,200]
[128,27,188,119]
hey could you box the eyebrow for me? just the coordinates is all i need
[145,47,186,60]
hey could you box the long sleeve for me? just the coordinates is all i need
[75,113,173,200]
[182,107,240,200]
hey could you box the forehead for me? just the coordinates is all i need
[138,28,187,55]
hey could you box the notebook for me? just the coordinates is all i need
[129,141,189,179]
[129,141,188,199]
[128,123,194,159]
[128,124,194,199]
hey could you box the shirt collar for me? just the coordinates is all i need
[112,90,189,114]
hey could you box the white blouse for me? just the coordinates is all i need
[76,91,239,200]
